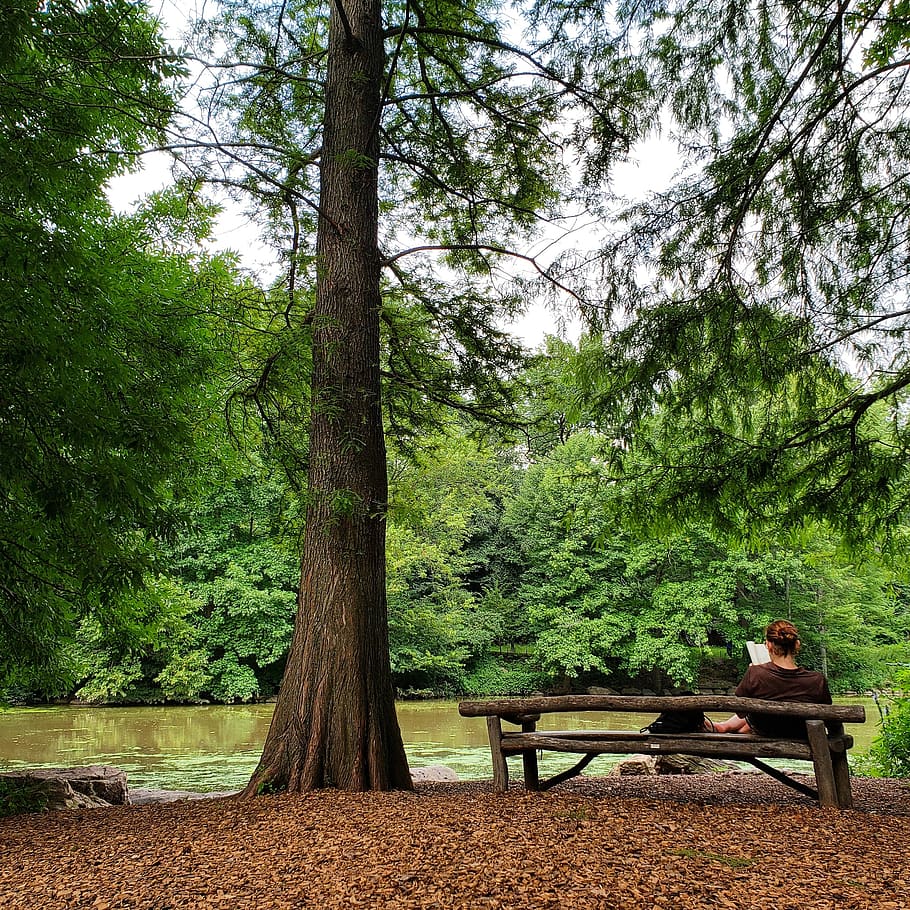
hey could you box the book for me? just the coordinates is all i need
[746,640,770,664]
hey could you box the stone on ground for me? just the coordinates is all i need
[410,765,459,783]
[611,754,739,776]
[0,766,129,810]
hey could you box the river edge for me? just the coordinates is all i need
[0,696,885,792]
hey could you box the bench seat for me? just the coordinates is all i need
[500,729,853,760]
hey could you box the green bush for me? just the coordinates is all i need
[0,780,48,818]
[461,659,544,696]
[867,676,910,778]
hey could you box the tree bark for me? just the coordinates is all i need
[244,0,412,793]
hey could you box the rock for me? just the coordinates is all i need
[0,766,130,809]
[1,777,111,812]
[410,765,459,783]
[611,755,658,776]
[586,686,619,696]
[610,754,740,776]
[129,789,239,805]
[39,779,114,811]
[654,754,740,775]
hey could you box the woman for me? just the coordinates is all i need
[711,619,832,738]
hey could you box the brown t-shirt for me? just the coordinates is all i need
[735,662,832,738]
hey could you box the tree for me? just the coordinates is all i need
[517,336,599,457]
[233,0,409,792]
[0,2,233,694]
[585,0,910,540]
[500,427,907,690]
[66,453,303,705]
[179,0,629,792]
[386,425,521,694]
[868,670,910,778]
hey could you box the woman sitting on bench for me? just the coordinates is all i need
[711,619,832,738]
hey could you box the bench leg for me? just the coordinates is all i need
[487,715,509,792]
[831,750,854,809]
[521,718,540,791]
[806,719,838,808]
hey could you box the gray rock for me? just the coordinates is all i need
[129,789,239,805]
[611,755,658,776]
[0,766,129,808]
[2,777,111,812]
[410,765,459,783]
[654,754,740,774]
[610,753,739,776]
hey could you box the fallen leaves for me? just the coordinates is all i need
[0,775,907,909]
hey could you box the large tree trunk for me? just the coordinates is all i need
[244,0,412,793]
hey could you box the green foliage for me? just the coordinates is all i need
[461,659,544,697]
[0,779,48,818]
[255,776,285,795]
[386,426,521,693]
[499,418,910,692]
[0,1,178,204]
[12,316,906,704]
[785,535,910,692]
[152,461,300,702]
[68,459,300,704]
[588,0,910,540]
[0,2,238,693]
[380,282,528,444]
[69,577,203,704]
[387,524,470,691]
[867,674,910,778]
[518,336,599,457]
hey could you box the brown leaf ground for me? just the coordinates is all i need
[1,774,908,909]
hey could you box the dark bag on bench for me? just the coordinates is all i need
[641,708,706,735]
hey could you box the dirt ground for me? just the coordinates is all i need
[1,774,908,909]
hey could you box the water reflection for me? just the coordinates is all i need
[0,698,880,793]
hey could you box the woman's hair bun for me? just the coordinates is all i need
[765,619,800,654]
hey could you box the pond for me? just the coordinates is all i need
[0,698,884,793]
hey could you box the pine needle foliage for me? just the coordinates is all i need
[587,0,910,541]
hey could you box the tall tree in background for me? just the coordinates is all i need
[180,0,631,791]
[586,0,910,539]
[0,2,232,692]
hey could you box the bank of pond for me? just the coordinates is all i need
[0,698,887,793]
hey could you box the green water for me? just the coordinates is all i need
[0,698,882,792]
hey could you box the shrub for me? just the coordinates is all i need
[461,659,544,696]
[866,673,910,779]
[0,780,48,818]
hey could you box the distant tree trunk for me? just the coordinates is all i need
[244,0,412,793]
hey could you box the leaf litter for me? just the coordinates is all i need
[0,774,907,909]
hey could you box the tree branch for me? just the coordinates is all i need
[331,0,359,51]
[383,243,584,303]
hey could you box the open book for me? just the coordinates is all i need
[746,640,771,664]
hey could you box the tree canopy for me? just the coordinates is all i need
[583,0,910,540]
[0,1,235,692]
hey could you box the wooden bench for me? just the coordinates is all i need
[458,695,866,809]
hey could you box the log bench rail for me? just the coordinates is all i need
[458,695,866,809]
